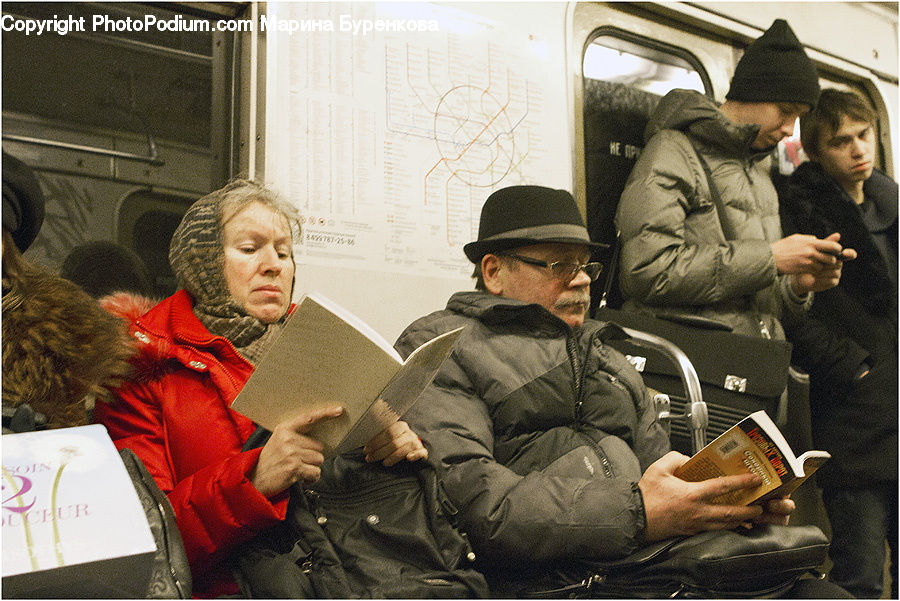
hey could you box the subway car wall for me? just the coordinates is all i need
[2,2,897,597]
[2,1,896,335]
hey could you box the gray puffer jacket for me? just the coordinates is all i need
[395,291,669,568]
[615,89,808,339]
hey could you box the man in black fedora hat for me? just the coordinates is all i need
[464,185,607,328]
[393,185,799,591]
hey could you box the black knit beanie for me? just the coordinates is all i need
[726,19,820,108]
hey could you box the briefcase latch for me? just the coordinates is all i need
[724,375,747,393]
[625,354,646,373]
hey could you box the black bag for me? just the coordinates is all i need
[233,453,489,599]
[595,306,791,455]
[119,448,192,599]
[509,525,829,599]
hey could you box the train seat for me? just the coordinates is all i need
[583,79,661,312]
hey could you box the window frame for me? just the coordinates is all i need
[582,26,715,100]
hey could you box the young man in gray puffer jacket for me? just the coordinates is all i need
[616,20,851,342]
[395,186,796,589]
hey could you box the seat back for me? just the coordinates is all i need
[583,80,660,312]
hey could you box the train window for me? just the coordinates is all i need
[2,2,213,147]
[583,35,708,95]
[582,28,711,310]
[3,2,235,277]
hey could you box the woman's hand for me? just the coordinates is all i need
[363,420,428,466]
[250,406,344,497]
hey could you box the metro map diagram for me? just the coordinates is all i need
[275,3,562,278]
[384,32,547,252]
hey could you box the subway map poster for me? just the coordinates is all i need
[266,2,570,278]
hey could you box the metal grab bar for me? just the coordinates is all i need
[620,326,709,453]
[2,133,165,166]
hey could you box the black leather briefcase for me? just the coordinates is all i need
[510,524,829,599]
[595,307,792,455]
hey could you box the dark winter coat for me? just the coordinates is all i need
[95,290,289,597]
[2,266,134,428]
[394,291,670,580]
[780,163,897,486]
[616,89,809,339]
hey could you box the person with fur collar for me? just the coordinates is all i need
[780,89,897,598]
[2,151,134,432]
[95,179,428,597]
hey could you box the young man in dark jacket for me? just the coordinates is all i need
[395,186,800,591]
[780,89,898,599]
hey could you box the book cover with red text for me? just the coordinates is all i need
[674,411,830,505]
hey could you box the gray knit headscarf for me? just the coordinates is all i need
[169,180,299,364]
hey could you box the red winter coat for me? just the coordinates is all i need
[95,290,289,597]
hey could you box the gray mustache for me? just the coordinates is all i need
[555,293,590,310]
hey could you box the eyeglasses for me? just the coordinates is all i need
[501,253,603,282]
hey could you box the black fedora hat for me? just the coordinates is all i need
[463,185,607,263]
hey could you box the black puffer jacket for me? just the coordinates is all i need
[395,291,669,571]
[780,163,897,486]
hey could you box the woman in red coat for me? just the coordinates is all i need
[95,180,426,597]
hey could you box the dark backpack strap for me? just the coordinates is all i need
[679,131,736,239]
[598,231,622,310]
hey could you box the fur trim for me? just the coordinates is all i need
[125,334,176,384]
[100,291,177,383]
[3,268,137,428]
[100,291,157,324]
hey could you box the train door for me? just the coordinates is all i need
[572,3,731,312]
[1,2,242,297]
